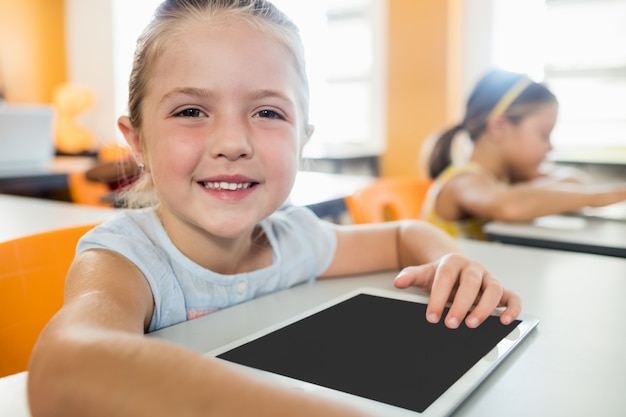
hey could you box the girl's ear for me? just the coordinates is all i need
[305,124,315,139]
[299,124,314,158]
[118,116,144,166]
[303,124,314,145]
[485,115,508,143]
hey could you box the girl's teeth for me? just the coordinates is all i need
[203,182,251,190]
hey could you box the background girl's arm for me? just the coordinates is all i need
[27,250,369,417]
[510,163,592,185]
[444,173,626,222]
[321,222,521,328]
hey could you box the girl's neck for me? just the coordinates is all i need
[156,206,272,275]
[469,139,510,182]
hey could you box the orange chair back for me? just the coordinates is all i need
[345,177,432,224]
[0,223,98,377]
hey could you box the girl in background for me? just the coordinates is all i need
[422,69,626,239]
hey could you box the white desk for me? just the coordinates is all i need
[150,239,626,416]
[0,194,116,242]
[4,239,625,416]
[288,171,374,219]
[0,171,372,244]
[484,214,626,258]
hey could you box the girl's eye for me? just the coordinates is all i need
[176,108,205,118]
[256,109,284,120]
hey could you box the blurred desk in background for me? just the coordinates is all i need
[289,171,374,220]
[484,214,626,258]
[549,146,626,166]
[301,142,380,176]
[0,154,376,220]
[0,170,374,241]
[0,156,96,199]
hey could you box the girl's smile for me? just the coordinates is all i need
[197,175,258,201]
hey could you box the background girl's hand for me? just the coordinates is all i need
[587,184,626,207]
[393,253,521,328]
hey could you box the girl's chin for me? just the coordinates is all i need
[198,217,264,239]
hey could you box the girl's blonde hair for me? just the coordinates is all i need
[122,0,310,208]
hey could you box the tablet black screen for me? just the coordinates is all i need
[217,293,521,413]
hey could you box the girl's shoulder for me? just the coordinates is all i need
[77,207,165,255]
[262,205,334,242]
[438,162,485,181]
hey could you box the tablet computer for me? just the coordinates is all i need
[207,288,539,416]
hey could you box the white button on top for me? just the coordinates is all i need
[236,281,247,294]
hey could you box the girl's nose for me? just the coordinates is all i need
[209,116,253,161]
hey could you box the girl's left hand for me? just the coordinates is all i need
[393,253,522,328]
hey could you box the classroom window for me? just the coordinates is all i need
[491,0,626,156]
[272,0,386,158]
[114,0,386,159]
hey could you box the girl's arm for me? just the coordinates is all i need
[27,250,370,417]
[321,221,521,329]
[444,173,626,222]
[510,163,591,184]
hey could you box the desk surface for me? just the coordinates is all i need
[0,171,372,243]
[3,239,623,417]
[0,159,372,221]
[0,194,116,242]
[288,171,374,219]
[0,240,626,417]
[484,214,626,257]
[148,240,626,416]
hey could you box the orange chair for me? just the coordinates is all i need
[0,223,98,377]
[345,176,432,224]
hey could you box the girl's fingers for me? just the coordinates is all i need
[394,253,522,329]
[460,273,503,328]
[443,265,487,328]
[496,290,523,325]
[393,264,436,289]
[425,254,466,325]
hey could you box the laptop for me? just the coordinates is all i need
[0,103,55,170]
[208,287,539,416]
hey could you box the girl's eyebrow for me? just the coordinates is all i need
[160,87,213,103]
[249,89,292,103]
[159,87,295,106]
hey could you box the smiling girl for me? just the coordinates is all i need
[27,2,521,416]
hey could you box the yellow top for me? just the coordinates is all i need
[421,163,486,240]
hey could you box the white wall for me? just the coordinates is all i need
[65,0,159,146]
[461,0,496,103]
[65,0,116,145]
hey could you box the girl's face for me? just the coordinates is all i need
[502,102,558,180]
[126,19,306,244]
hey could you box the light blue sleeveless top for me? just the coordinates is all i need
[76,206,337,332]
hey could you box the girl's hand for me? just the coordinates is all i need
[393,253,521,329]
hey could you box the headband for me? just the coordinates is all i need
[487,77,532,121]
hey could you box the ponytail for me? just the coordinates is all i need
[428,124,464,179]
